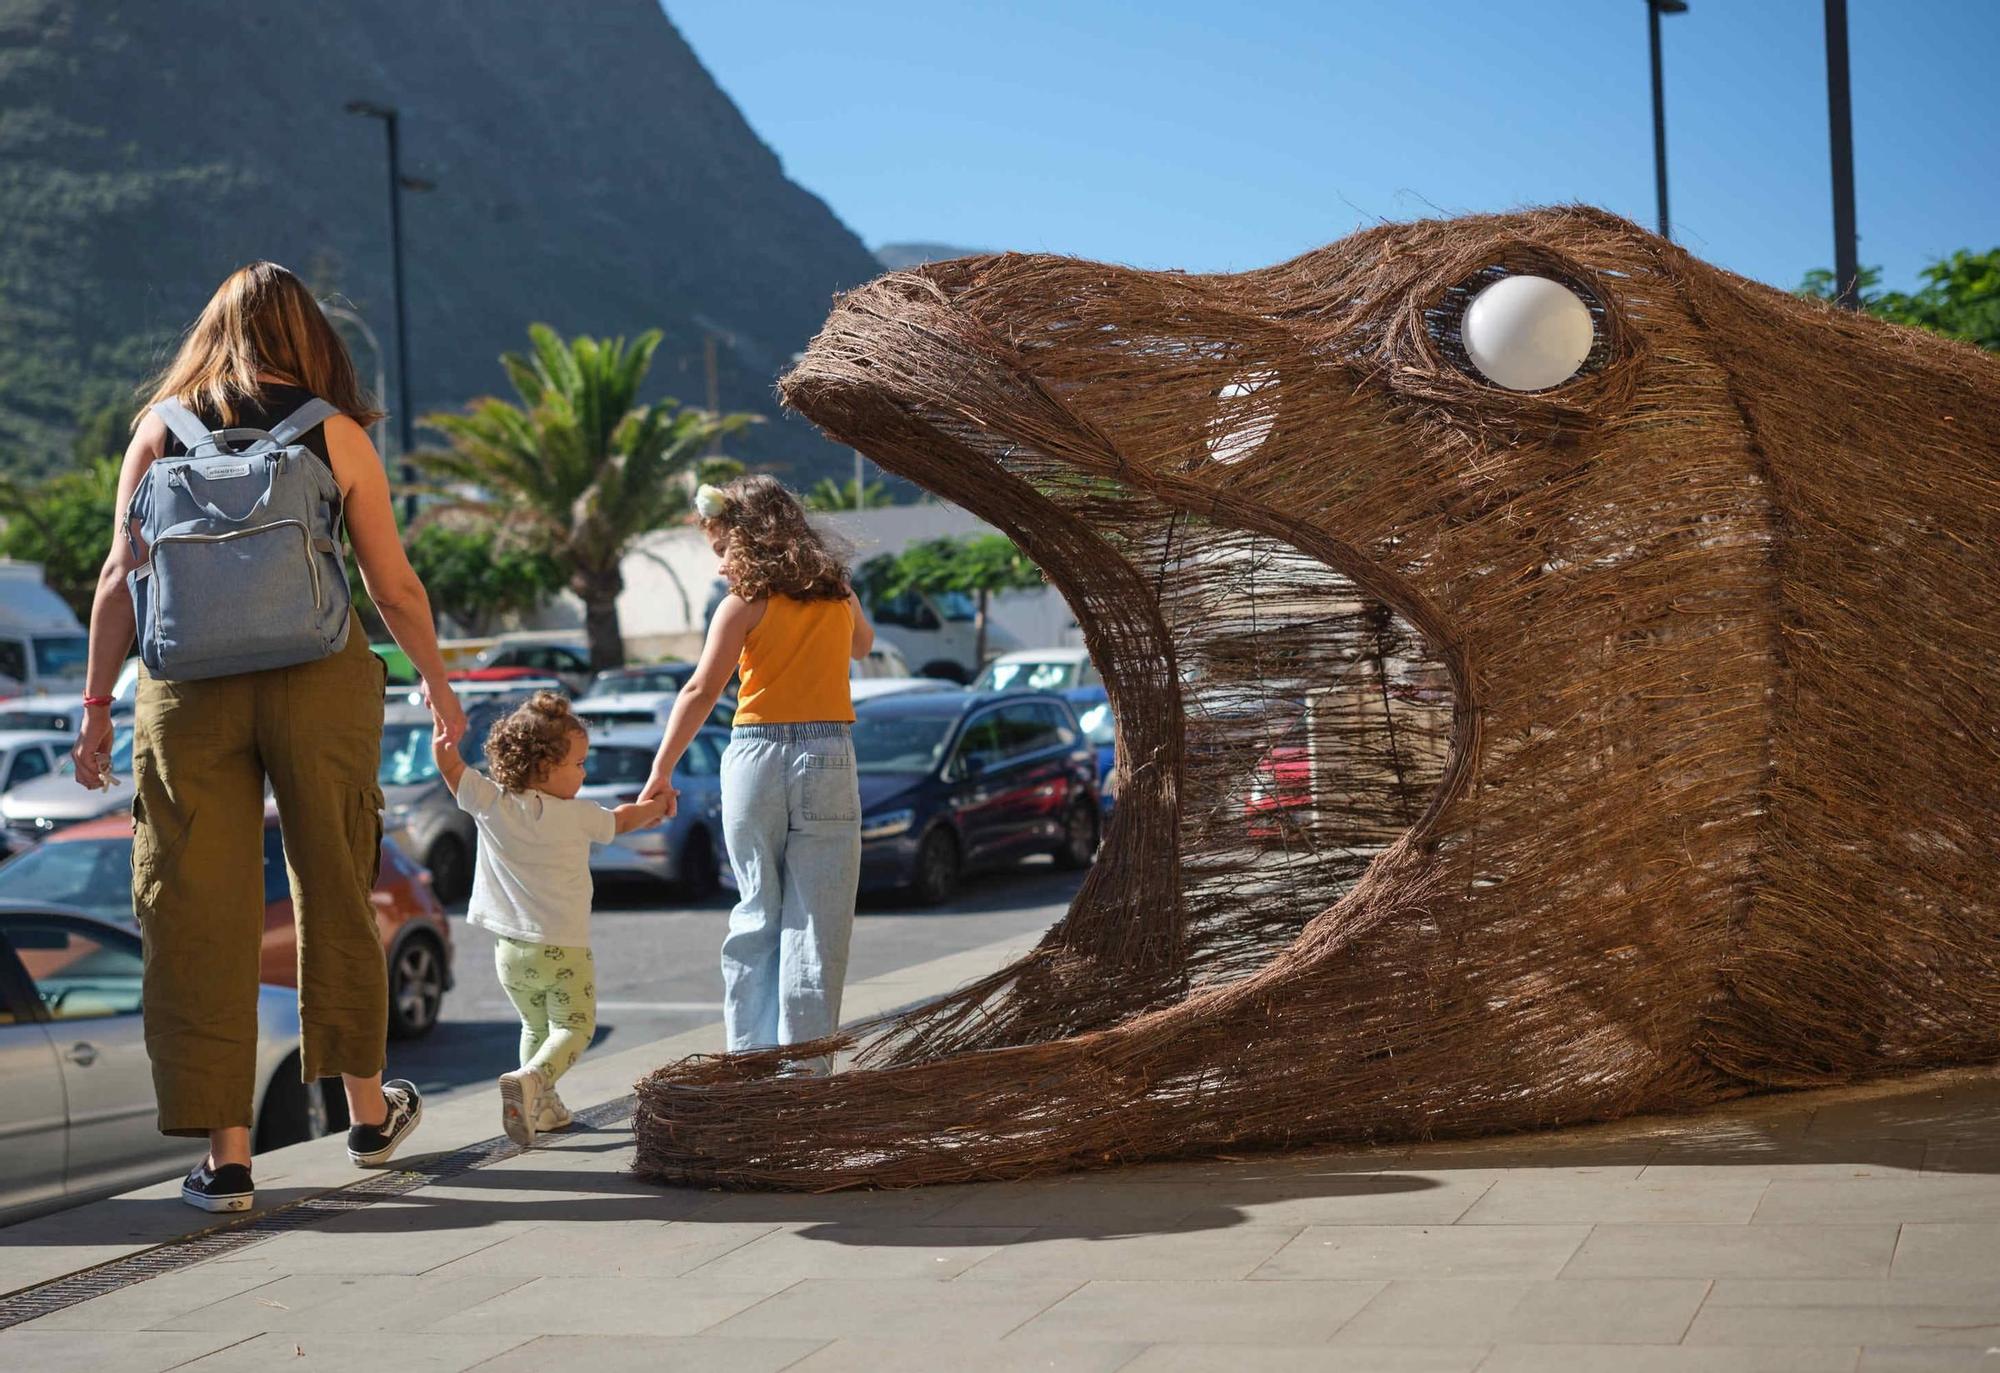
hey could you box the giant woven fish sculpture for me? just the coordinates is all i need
[634,206,2000,1190]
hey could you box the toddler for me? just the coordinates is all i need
[433,692,669,1144]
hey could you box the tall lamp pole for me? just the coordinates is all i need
[1823,0,1861,309]
[345,100,422,519]
[1647,0,1688,241]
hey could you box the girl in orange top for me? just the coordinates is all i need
[641,476,873,1066]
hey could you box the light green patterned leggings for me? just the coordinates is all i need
[494,937,597,1084]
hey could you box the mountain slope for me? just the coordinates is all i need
[0,0,884,480]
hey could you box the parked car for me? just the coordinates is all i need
[0,730,69,793]
[849,677,957,705]
[1,903,325,1223]
[403,675,568,711]
[379,703,479,903]
[0,809,453,1038]
[972,647,1102,694]
[469,635,595,696]
[579,725,729,896]
[583,663,697,698]
[574,689,738,733]
[853,641,911,680]
[1059,686,1116,812]
[838,689,1101,904]
[0,560,89,698]
[0,695,88,735]
[863,587,1023,683]
[0,723,135,853]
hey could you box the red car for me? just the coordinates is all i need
[0,808,452,1038]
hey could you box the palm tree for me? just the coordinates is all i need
[419,324,756,668]
[804,475,893,511]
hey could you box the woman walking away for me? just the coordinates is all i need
[70,261,467,1212]
[640,476,873,1072]
[431,693,667,1144]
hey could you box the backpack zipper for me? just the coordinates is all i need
[150,518,323,655]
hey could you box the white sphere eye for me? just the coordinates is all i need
[1460,275,1596,392]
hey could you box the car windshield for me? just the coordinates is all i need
[0,836,136,924]
[853,715,955,775]
[1074,700,1114,746]
[976,659,1079,692]
[56,726,134,777]
[933,590,976,622]
[0,710,73,732]
[584,745,655,787]
[32,635,88,678]
[380,721,438,786]
[582,666,689,698]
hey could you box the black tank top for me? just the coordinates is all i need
[159,383,334,469]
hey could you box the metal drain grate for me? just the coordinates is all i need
[0,1092,637,1330]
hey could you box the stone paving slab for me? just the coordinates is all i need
[3,926,1999,1370]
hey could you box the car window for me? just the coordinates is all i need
[979,660,1079,692]
[380,720,439,786]
[5,916,143,1019]
[0,711,73,732]
[1074,699,1114,747]
[33,635,89,678]
[0,837,135,924]
[1036,702,1080,747]
[6,747,52,789]
[0,638,26,685]
[681,736,719,777]
[954,712,1007,772]
[262,825,290,904]
[584,745,654,787]
[853,715,955,775]
[995,703,1064,756]
[871,591,939,631]
[556,649,589,670]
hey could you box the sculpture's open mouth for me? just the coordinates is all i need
[782,264,1468,1057]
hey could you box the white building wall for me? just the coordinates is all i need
[523,504,1079,664]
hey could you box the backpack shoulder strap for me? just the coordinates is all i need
[268,398,340,449]
[151,399,212,450]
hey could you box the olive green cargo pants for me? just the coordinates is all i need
[133,619,388,1136]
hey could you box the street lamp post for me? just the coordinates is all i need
[1823,0,1861,309]
[345,99,421,519]
[1647,0,1688,241]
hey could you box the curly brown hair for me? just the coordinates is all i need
[702,475,851,603]
[483,692,585,792]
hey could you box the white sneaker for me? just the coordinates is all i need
[535,1089,573,1134]
[499,1067,543,1146]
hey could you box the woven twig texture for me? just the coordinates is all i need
[634,206,2000,1190]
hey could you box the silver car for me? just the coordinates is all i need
[0,903,325,1223]
[0,722,134,853]
[581,726,730,896]
[379,703,479,903]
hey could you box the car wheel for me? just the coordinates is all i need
[426,833,472,904]
[680,827,722,900]
[388,932,446,1039]
[911,826,961,906]
[1052,798,1099,870]
[254,1053,331,1153]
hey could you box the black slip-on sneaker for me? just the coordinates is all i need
[346,1079,423,1167]
[181,1159,254,1213]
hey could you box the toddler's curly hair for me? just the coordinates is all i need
[483,692,585,792]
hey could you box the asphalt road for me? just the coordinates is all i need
[391,861,1081,1104]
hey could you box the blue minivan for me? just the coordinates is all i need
[852,690,1101,904]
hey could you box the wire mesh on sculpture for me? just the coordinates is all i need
[634,206,2000,1190]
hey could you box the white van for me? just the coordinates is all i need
[864,588,1022,683]
[0,562,88,699]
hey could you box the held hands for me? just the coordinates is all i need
[424,678,467,747]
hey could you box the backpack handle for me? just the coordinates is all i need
[170,460,282,526]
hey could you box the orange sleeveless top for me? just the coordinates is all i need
[733,595,855,725]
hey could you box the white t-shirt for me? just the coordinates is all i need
[453,768,616,948]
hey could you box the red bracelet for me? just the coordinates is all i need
[82,695,114,708]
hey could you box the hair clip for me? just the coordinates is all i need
[694,484,730,519]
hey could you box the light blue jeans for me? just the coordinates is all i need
[719,723,862,1064]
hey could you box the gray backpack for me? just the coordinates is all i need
[127,397,352,681]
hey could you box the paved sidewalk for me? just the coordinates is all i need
[3,933,1998,1370]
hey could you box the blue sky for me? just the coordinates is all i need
[667,0,1995,294]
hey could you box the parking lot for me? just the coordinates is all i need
[393,862,1082,1104]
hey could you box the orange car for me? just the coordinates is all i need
[0,807,452,1038]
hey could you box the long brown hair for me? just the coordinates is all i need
[704,475,850,603]
[140,261,384,427]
